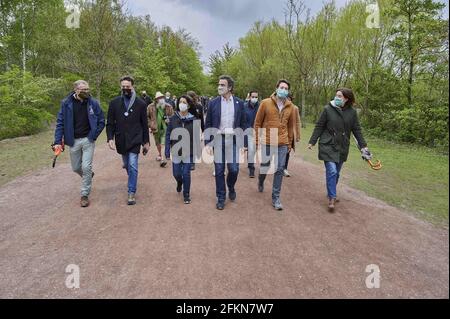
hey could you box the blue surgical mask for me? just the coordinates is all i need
[276,88,289,99]
[334,97,344,107]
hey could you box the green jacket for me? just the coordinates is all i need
[309,102,367,163]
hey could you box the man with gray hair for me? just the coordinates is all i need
[54,80,105,207]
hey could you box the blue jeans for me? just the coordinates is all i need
[214,135,239,203]
[324,161,344,199]
[172,156,193,196]
[259,145,288,202]
[122,152,139,194]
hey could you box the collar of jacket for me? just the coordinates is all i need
[176,111,194,121]
[247,101,259,109]
[329,100,350,111]
[65,91,91,108]
[270,93,292,110]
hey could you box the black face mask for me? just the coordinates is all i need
[122,89,132,97]
[78,91,91,100]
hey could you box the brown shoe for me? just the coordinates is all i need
[81,196,90,208]
[328,198,336,212]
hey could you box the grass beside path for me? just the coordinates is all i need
[0,129,69,186]
[1,126,448,226]
[297,124,449,226]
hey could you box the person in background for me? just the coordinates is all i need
[141,90,152,106]
[284,93,301,177]
[148,91,174,167]
[243,90,260,178]
[186,91,205,171]
[172,95,178,109]
[165,91,175,108]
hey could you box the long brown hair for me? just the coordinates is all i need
[336,88,355,107]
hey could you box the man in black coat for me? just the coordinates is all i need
[106,76,150,205]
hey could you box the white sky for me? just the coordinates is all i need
[125,0,449,72]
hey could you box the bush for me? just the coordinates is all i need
[363,103,449,152]
[0,108,53,140]
[0,66,63,140]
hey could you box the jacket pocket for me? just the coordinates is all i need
[319,134,334,145]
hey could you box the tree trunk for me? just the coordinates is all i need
[407,7,413,106]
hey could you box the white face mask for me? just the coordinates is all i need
[218,86,228,96]
[251,98,258,104]
[179,103,188,112]
[157,99,165,106]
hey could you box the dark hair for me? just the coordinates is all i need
[249,90,258,96]
[336,88,355,106]
[186,91,199,104]
[177,95,194,111]
[120,75,135,85]
[219,75,235,92]
[276,79,290,90]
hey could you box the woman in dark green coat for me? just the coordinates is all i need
[308,88,370,212]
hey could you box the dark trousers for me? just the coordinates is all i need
[214,135,239,203]
[172,156,193,196]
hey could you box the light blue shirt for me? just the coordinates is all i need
[219,95,235,134]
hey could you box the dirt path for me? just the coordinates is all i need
[0,143,448,298]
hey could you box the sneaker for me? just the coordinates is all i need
[229,190,236,202]
[328,198,336,212]
[91,171,95,179]
[128,193,136,206]
[216,202,225,210]
[190,163,196,171]
[212,170,216,177]
[272,199,283,211]
[160,160,167,168]
[80,196,90,208]
[283,169,291,177]
[249,169,255,178]
[156,156,162,162]
[184,195,192,204]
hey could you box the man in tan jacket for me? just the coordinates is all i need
[254,79,297,211]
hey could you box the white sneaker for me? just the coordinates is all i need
[283,169,291,177]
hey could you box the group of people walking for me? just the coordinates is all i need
[53,74,370,212]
